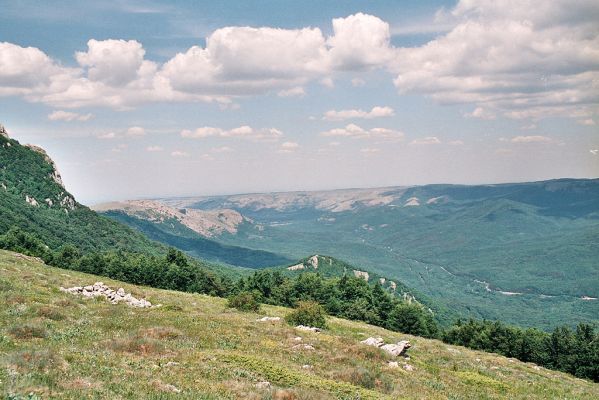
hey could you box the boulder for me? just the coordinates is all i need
[380,340,411,357]
[295,325,322,333]
[360,337,384,347]
[257,316,281,322]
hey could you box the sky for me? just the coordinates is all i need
[0,0,598,204]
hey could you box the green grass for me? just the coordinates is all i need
[1,250,598,399]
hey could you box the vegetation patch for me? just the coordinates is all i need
[227,291,261,313]
[8,323,48,339]
[285,301,327,329]
[36,306,66,321]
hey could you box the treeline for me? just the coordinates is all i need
[0,227,231,296]
[1,227,597,382]
[234,270,439,338]
[443,319,599,381]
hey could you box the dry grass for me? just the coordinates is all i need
[1,249,598,400]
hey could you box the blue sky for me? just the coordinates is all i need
[0,0,597,204]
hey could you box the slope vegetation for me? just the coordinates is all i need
[1,250,597,399]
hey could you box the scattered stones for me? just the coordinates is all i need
[533,365,541,371]
[361,337,411,358]
[301,364,312,370]
[387,361,399,368]
[295,325,322,333]
[60,282,153,308]
[255,381,271,389]
[403,364,415,371]
[257,316,281,322]
[293,336,303,342]
[161,383,181,393]
[165,361,180,368]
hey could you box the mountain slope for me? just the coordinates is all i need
[2,249,597,399]
[106,180,599,329]
[0,127,160,255]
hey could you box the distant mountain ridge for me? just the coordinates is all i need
[100,178,599,329]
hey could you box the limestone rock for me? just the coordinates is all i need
[380,341,411,357]
[257,316,281,322]
[295,325,322,333]
[60,282,153,308]
[360,337,384,347]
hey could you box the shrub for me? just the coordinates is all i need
[37,306,66,321]
[8,323,48,339]
[285,300,327,329]
[227,291,261,312]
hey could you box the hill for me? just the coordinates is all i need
[1,249,597,399]
[100,180,599,330]
[0,125,281,276]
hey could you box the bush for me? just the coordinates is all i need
[227,291,261,312]
[9,323,48,339]
[285,300,327,329]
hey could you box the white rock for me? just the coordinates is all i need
[403,364,415,371]
[360,337,384,347]
[387,361,399,368]
[257,316,281,322]
[255,381,271,389]
[380,341,411,357]
[295,325,321,333]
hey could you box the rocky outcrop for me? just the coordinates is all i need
[60,282,154,308]
[0,124,8,139]
[25,195,39,207]
[25,144,65,188]
[256,316,281,322]
[360,337,411,357]
[287,254,320,271]
[353,270,369,281]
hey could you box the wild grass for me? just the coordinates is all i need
[0,249,597,399]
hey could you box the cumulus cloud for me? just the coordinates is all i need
[590,149,598,155]
[126,126,146,136]
[391,0,599,120]
[322,123,403,141]
[0,4,597,119]
[48,110,93,122]
[464,107,495,120]
[578,119,596,126]
[410,136,441,145]
[323,106,394,121]
[510,135,553,143]
[351,78,366,87]
[171,150,189,157]
[279,141,300,153]
[181,125,283,141]
[97,132,117,139]
[277,86,306,97]
[146,145,163,152]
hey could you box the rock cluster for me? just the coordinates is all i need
[60,282,154,308]
[360,337,411,357]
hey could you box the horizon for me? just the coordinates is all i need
[1,0,598,204]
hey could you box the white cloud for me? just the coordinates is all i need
[322,123,403,141]
[410,136,441,145]
[146,145,163,152]
[510,135,553,143]
[75,39,147,86]
[320,77,334,88]
[97,132,117,140]
[181,125,283,141]
[171,150,189,157]
[590,149,598,155]
[391,0,599,119]
[463,107,495,120]
[449,140,464,145]
[279,141,300,153]
[48,110,93,122]
[578,119,596,126]
[323,106,394,121]
[126,126,146,136]
[277,86,306,97]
